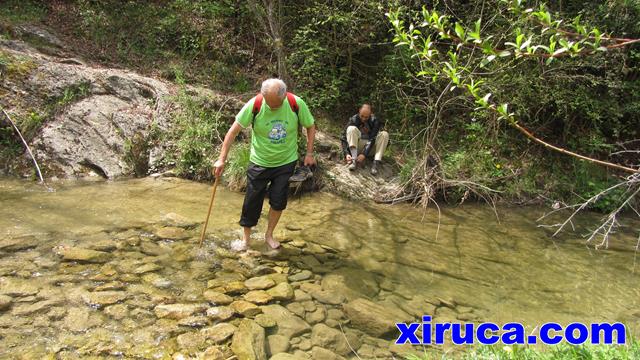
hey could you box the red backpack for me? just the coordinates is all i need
[251,92,299,127]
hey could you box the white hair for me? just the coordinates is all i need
[261,78,287,98]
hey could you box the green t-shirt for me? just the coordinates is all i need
[235,95,315,167]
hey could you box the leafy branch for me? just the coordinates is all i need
[388,3,639,174]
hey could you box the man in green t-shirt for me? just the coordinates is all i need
[214,78,316,250]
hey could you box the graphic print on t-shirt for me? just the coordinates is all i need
[268,119,287,144]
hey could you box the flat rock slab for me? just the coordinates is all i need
[0,236,39,252]
[343,298,411,337]
[154,303,208,320]
[245,276,276,290]
[231,319,267,360]
[260,304,311,338]
[202,322,237,343]
[54,246,111,263]
[155,226,190,240]
[82,291,128,307]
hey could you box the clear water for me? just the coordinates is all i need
[1,177,638,358]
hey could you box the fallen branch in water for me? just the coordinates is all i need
[1,107,49,187]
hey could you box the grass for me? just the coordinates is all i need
[0,50,38,80]
[405,341,640,360]
[0,0,46,24]
[225,142,250,191]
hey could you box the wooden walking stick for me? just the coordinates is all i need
[199,175,221,247]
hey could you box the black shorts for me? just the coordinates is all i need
[239,160,297,228]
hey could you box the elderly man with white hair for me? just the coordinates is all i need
[214,78,316,250]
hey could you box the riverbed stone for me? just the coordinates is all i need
[82,291,127,307]
[254,313,276,328]
[54,246,111,263]
[207,273,246,288]
[203,290,233,305]
[206,306,236,322]
[202,322,237,343]
[0,236,39,252]
[343,298,412,337]
[104,304,129,320]
[321,269,379,300]
[305,307,326,325]
[0,278,39,297]
[231,300,262,317]
[155,226,189,240]
[312,346,346,360]
[0,295,13,311]
[267,334,290,355]
[154,303,207,320]
[231,319,267,360]
[177,331,207,353]
[267,282,294,301]
[178,315,210,328]
[311,323,350,355]
[245,276,276,290]
[310,289,345,305]
[142,273,173,289]
[244,290,273,305]
[133,263,162,274]
[260,304,311,338]
[294,289,312,302]
[63,307,90,332]
[202,346,226,360]
[288,270,313,282]
[11,299,62,316]
[286,302,306,317]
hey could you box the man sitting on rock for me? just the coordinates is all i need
[341,104,389,175]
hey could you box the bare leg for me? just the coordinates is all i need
[240,227,251,250]
[265,208,282,249]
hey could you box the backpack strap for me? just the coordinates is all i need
[251,93,263,127]
[286,92,299,118]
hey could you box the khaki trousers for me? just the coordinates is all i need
[346,126,389,161]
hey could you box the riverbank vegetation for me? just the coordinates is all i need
[410,340,640,360]
[1,1,638,216]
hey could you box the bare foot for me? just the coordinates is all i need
[265,234,281,249]
[230,239,248,252]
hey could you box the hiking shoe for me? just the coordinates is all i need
[348,162,356,171]
[289,166,313,182]
[371,160,380,175]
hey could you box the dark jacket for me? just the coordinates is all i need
[341,114,383,157]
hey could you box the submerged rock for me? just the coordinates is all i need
[343,298,412,337]
[260,304,311,338]
[82,291,127,307]
[266,282,294,301]
[206,306,236,322]
[244,290,273,305]
[244,276,276,290]
[54,246,111,263]
[0,236,39,252]
[312,346,346,360]
[0,294,13,311]
[155,226,189,240]
[267,334,290,355]
[154,303,207,320]
[231,319,267,360]
[230,300,262,317]
[310,323,351,356]
[203,290,233,305]
[202,322,237,343]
